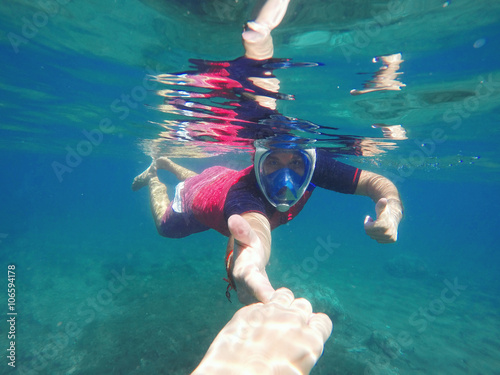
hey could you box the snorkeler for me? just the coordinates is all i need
[133,139,403,304]
[132,0,403,305]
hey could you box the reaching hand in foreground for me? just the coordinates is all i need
[191,288,333,375]
[364,198,402,243]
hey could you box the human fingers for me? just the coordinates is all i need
[268,287,294,307]
[228,215,259,249]
[365,212,398,242]
[364,215,374,229]
[308,312,333,343]
[367,227,396,243]
[364,215,381,237]
[375,198,388,218]
[290,297,313,318]
[243,270,275,303]
[371,231,397,243]
[377,232,397,243]
[368,217,398,243]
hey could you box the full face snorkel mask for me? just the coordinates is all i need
[254,139,316,212]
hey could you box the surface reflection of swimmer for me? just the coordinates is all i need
[134,0,403,373]
[155,56,317,150]
[350,53,406,96]
[152,10,378,154]
[153,14,296,147]
[154,52,386,155]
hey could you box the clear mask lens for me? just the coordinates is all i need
[255,148,316,211]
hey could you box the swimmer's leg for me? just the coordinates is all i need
[132,157,197,191]
[148,174,170,231]
[156,156,198,181]
[132,157,197,232]
[243,0,290,60]
[132,162,170,231]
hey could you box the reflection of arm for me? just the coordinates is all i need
[243,0,290,60]
[244,76,281,110]
[350,53,405,95]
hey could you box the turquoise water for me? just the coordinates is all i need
[1,0,500,374]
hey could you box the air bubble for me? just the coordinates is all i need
[473,39,486,49]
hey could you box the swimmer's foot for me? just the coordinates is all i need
[156,156,197,181]
[131,161,157,191]
[155,156,175,171]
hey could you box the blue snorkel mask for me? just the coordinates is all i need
[254,139,316,212]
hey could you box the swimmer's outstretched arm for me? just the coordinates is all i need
[355,171,404,243]
[242,0,290,60]
[226,213,275,304]
[191,288,332,375]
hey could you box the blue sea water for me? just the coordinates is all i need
[1,1,500,374]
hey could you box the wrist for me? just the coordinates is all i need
[245,21,271,37]
[191,362,225,375]
[386,198,403,222]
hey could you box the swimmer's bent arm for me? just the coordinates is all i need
[355,170,404,243]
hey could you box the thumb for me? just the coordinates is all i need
[364,215,374,229]
[228,215,259,248]
[375,198,388,218]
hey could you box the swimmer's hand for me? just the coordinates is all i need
[191,288,333,375]
[228,214,275,304]
[364,198,402,243]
